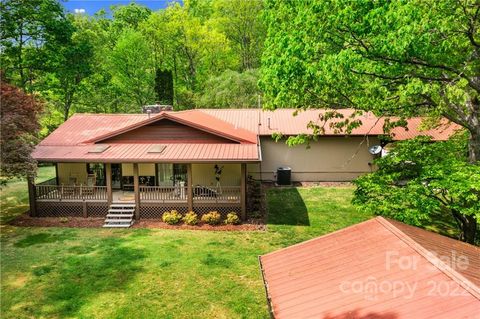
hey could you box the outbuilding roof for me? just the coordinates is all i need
[259,217,480,319]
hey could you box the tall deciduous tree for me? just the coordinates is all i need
[196,69,261,108]
[0,0,73,91]
[354,136,480,244]
[260,0,480,162]
[213,0,265,71]
[41,15,94,121]
[141,2,235,108]
[261,0,479,242]
[0,79,43,183]
[108,29,155,109]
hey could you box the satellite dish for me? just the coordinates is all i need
[368,145,383,155]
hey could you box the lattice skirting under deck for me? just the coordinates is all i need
[35,201,241,219]
[35,201,109,217]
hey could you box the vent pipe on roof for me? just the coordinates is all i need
[146,109,152,118]
[267,118,271,130]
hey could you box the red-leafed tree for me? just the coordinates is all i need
[0,78,43,184]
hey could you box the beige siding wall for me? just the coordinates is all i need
[192,163,241,186]
[248,136,379,182]
[121,163,155,176]
[57,163,88,184]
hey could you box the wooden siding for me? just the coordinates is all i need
[100,119,238,144]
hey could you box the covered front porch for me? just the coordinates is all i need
[29,162,247,220]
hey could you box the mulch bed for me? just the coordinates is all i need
[8,213,265,231]
[133,219,264,231]
[10,214,104,228]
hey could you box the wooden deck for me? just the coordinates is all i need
[31,175,244,219]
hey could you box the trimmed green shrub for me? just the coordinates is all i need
[182,211,198,225]
[162,210,183,225]
[201,211,221,225]
[224,212,240,225]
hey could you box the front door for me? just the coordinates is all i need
[111,164,122,189]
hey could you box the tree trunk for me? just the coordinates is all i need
[468,128,480,164]
[155,68,174,105]
[452,209,477,244]
[463,215,478,245]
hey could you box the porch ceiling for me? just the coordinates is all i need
[32,143,261,163]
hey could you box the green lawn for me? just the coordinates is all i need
[0,183,371,318]
[0,166,56,224]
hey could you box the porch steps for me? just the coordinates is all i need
[103,202,136,228]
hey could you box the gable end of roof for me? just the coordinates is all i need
[86,111,257,145]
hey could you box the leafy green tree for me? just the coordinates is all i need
[155,69,174,105]
[212,0,265,70]
[260,0,480,162]
[354,136,480,244]
[68,11,125,114]
[111,3,152,32]
[196,69,261,108]
[141,2,235,108]
[0,0,73,90]
[0,79,43,184]
[107,29,155,109]
[40,15,94,121]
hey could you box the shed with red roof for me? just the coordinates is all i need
[259,217,480,319]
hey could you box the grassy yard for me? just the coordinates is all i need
[0,182,372,318]
[1,166,56,224]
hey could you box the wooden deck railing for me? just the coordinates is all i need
[140,186,187,202]
[35,185,107,201]
[34,184,240,204]
[193,186,241,203]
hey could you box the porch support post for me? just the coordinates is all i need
[240,163,247,220]
[133,163,140,219]
[106,163,112,205]
[187,163,193,212]
[27,176,37,217]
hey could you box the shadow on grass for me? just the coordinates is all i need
[14,230,76,248]
[267,188,309,226]
[31,236,146,318]
[201,253,232,267]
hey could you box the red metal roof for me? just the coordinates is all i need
[32,143,260,162]
[39,114,147,146]
[34,109,461,162]
[259,217,480,319]
[40,109,460,147]
[200,109,461,141]
[86,110,258,144]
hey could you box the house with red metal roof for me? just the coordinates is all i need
[29,108,460,226]
[259,217,480,319]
